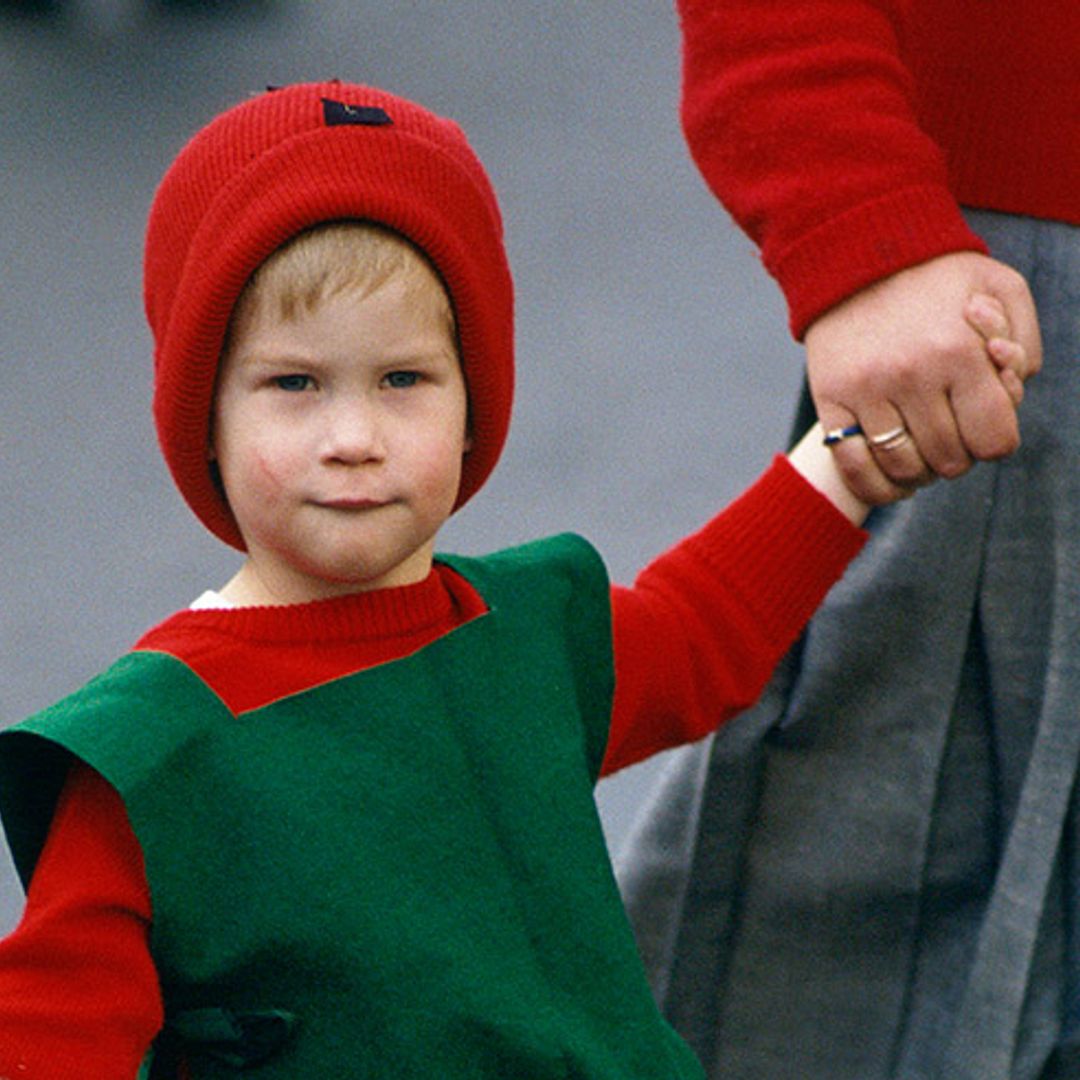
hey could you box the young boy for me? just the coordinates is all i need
[0,81,1024,1078]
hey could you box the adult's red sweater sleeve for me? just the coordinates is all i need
[675,0,987,337]
[602,456,865,774]
[0,765,162,1078]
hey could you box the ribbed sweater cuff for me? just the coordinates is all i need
[769,185,989,339]
[687,455,867,648]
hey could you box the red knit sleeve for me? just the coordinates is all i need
[676,0,987,336]
[602,457,865,775]
[0,765,162,1078]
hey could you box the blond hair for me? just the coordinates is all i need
[225,220,456,347]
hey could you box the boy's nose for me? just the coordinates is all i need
[320,399,386,465]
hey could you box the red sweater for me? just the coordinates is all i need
[0,459,864,1078]
[676,0,1080,337]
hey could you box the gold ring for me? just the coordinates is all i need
[868,425,910,451]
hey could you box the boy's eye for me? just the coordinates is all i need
[384,371,421,389]
[274,374,313,392]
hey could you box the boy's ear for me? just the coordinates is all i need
[461,409,473,454]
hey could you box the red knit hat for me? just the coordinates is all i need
[144,80,514,549]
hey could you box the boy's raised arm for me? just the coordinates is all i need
[786,423,874,527]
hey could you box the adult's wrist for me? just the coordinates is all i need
[774,185,987,339]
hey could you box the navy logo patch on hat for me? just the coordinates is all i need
[322,99,392,127]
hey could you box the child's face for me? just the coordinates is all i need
[210,275,470,605]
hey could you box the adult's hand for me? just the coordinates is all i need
[807,252,1042,504]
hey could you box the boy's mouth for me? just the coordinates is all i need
[317,497,389,511]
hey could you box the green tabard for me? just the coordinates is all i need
[0,534,704,1079]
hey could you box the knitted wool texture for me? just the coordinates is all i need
[144,80,514,549]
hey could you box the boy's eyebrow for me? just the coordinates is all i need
[229,347,317,369]
[232,342,458,368]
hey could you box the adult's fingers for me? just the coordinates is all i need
[805,252,1034,492]
[860,406,933,487]
[950,366,1022,460]
[820,409,922,505]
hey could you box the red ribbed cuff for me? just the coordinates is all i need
[768,185,989,339]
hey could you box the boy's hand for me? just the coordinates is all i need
[964,293,1028,407]
[788,422,877,527]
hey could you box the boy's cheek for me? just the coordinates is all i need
[249,449,295,491]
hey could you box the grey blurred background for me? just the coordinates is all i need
[0,0,803,934]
